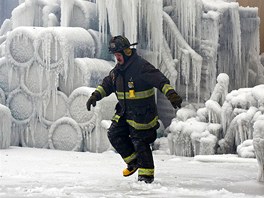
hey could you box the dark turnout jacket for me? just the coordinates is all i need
[95,49,174,130]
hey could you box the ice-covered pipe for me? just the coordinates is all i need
[35,27,95,76]
[11,0,36,28]
[20,119,49,149]
[41,90,68,126]
[69,87,117,153]
[59,57,114,96]
[0,19,12,36]
[0,104,12,149]
[21,61,49,97]
[6,88,34,124]
[61,0,98,30]
[49,117,82,151]
[12,0,60,28]
[87,29,112,60]
[68,87,96,128]
[0,57,20,93]
[93,93,117,153]
[0,35,6,47]
[5,27,40,68]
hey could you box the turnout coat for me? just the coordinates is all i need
[95,50,174,130]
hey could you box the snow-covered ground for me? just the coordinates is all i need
[0,147,263,198]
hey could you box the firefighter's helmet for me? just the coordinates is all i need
[108,35,137,54]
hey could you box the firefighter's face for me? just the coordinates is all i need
[114,53,124,65]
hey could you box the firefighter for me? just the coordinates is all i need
[86,35,182,183]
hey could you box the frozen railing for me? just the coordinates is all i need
[162,11,203,103]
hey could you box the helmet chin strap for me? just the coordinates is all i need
[118,50,132,65]
[124,48,132,56]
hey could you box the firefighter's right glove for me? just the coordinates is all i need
[86,91,101,111]
[166,91,182,109]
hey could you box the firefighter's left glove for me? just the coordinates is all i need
[166,91,182,109]
[86,91,101,111]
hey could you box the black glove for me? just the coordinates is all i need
[86,91,101,111]
[166,91,182,109]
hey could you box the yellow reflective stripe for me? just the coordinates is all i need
[116,92,124,99]
[162,84,174,95]
[138,168,154,176]
[126,116,158,130]
[116,88,155,100]
[96,86,106,97]
[112,114,120,122]
[123,152,137,164]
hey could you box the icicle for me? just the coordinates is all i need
[7,61,14,92]
[229,5,242,89]
[55,37,58,62]
[96,0,162,66]
[96,0,108,43]
[60,0,74,27]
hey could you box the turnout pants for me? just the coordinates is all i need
[108,117,157,177]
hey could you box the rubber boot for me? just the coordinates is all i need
[123,159,138,177]
[138,175,154,183]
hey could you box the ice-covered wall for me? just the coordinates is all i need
[165,0,263,99]
[0,0,117,152]
[160,0,263,128]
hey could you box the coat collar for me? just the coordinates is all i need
[116,49,138,72]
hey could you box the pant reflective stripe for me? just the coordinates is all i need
[126,116,158,130]
[112,114,120,122]
[116,88,155,100]
[162,84,174,95]
[138,168,154,176]
[96,85,106,97]
[123,152,137,164]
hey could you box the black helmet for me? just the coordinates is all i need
[108,35,138,53]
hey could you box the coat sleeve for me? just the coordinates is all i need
[94,69,115,100]
[140,61,175,96]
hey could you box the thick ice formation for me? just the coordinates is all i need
[49,116,83,151]
[253,116,264,182]
[0,104,12,149]
[97,0,163,66]
[168,75,264,165]
[59,57,114,96]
